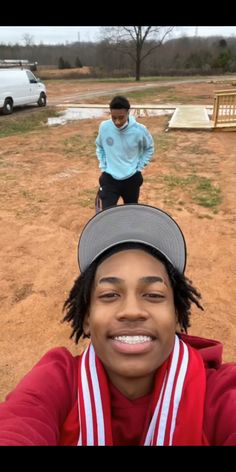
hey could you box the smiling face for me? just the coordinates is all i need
[83,249,177,399]
[110,108,129,128]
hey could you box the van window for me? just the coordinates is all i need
[26,70,38,84]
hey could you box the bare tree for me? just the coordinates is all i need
[22,34,34,46]
[100,26,175,80]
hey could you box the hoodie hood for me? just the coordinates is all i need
[180,333,223,369]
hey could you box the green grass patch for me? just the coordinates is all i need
[183,144,211,155]
[192,95,211,100]
[192,179,222,208]
[77,82,181,103]
[0,108,60,138]
[62,133,96,160]
[0,173,16,181]
[62,135,83,152]
[0,158,10,168]
[197,214,214,219]
[78,187,97,208]
[163,175,197,188]
[126,86,175,102]
[163,174,222,210]
[154,133,177,152]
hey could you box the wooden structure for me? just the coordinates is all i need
[168,90,236,131]
[212,89,236,129]
[56,90,236,132]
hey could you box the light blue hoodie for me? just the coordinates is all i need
[96,115,154,180]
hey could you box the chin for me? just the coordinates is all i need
[112,361,156,378]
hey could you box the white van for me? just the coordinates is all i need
[0,68,47,114]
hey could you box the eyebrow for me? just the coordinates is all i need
[140,276,165,284]
[98,277,123,285]
[98,276,166,285]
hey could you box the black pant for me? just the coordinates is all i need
[99,171,143,210]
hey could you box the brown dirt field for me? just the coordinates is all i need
[0,77,236,401]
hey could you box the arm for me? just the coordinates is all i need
[0,347,78,445]
[96,124,107,172]
[137,127,154,171]
[204,363,236,445]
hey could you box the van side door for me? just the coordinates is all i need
[26,70,40,102]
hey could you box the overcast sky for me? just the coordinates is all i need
[0,26,236,45]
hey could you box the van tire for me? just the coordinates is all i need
[38,93,47,107]
[3,98,13,115]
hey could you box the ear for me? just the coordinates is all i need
[83,312,91,337]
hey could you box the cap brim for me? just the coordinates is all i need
[78,204,187,273]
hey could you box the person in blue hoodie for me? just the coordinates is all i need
[95,95,154,210]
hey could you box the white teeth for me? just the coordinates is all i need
[114,335,152,344]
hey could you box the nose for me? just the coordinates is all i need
[116,294,149,322]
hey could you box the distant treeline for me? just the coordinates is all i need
[1,36,236,78]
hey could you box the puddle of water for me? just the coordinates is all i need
[48,107,174,126]
[48,108,109,126]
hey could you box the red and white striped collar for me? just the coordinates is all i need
[76,335,207,446]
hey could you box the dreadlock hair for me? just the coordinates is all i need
[63,242,203,344]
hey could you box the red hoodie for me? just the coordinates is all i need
[0,333,235,445]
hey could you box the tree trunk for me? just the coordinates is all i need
[135,59,141,81]
[135,46,141,81]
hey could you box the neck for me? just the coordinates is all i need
[118,119,129,130]
[107,372,155,400]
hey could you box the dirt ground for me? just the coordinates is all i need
[0,77,236,401]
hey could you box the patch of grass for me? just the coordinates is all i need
[163,174,222,210]
[91,89,166,104]
[154,133,177,152]
[21,189,44,201]
[63,135,83,145]
[78,187,97,208]
[62,135,83,153]
[0,173,16,181]
[0,157,9,168]
[62,134,96,161]
[193,179,222,208]
[144,175,161,184]
[197,214,214,219]
[162,197,176,207]
[126,86,174,102]
[163,175,197,188]
[0,108,60,138]
[13,283,34,303]
[183,144,211,155]
[192,95,211,100]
